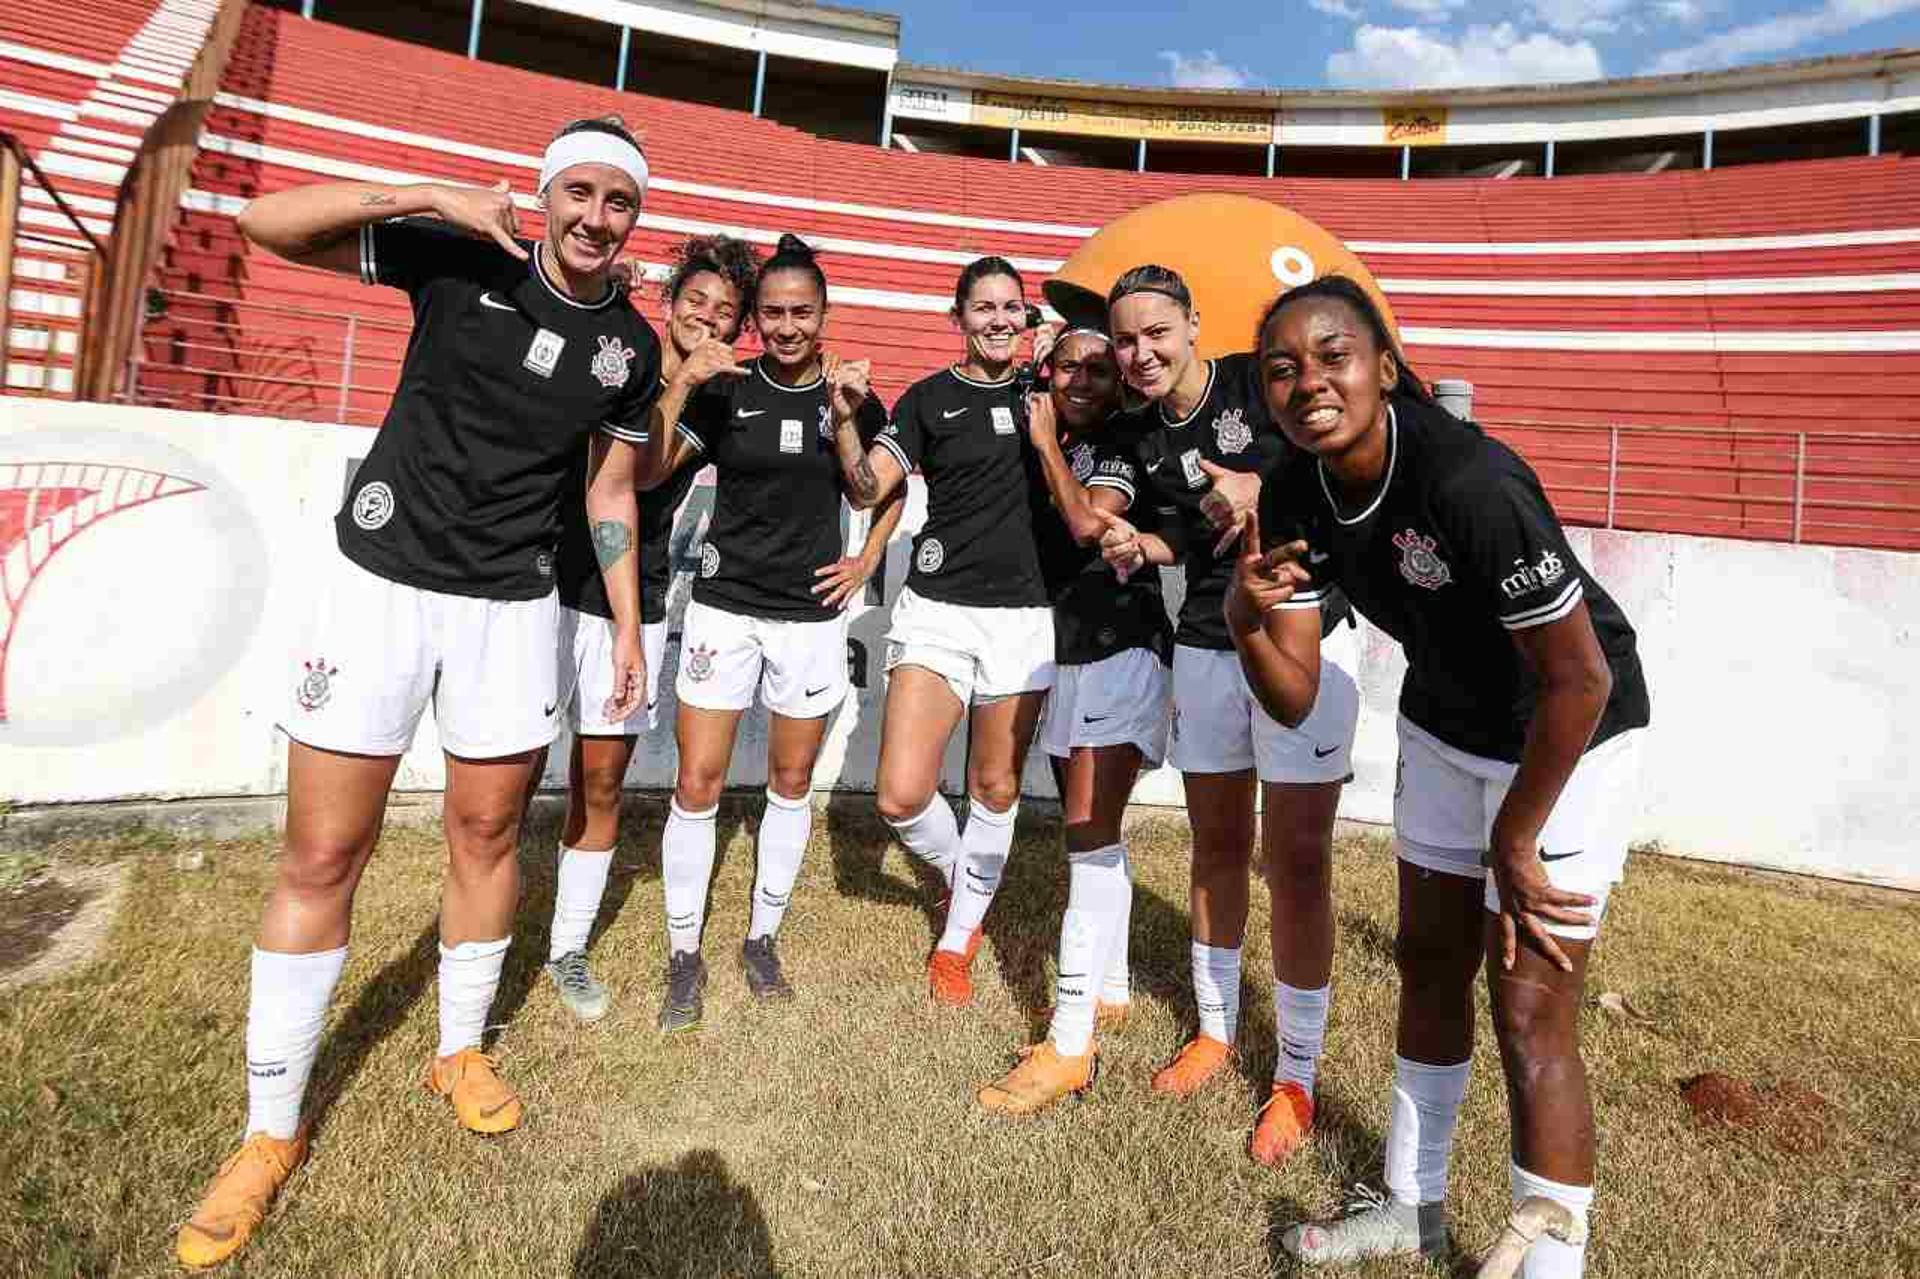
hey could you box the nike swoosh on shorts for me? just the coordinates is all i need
[479,292,516,311]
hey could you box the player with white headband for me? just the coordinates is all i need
[976,321,1174,1114]
[176,115,658,1269]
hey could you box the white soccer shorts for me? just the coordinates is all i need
[280,545,558,759]
[1393,715,1645,940]
[884,586,1055,706]
[560,609,668,735]
[675,598,849,720]
[1039,647,1172,766]
[1165,622,1361,784]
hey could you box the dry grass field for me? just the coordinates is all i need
[2,801,1917,1278]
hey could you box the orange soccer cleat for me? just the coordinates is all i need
[1249,1081,1316,1167]
[425,1047,523,1135]
[1151,1034,1234,1097]
[927,926,984,1006]
[175,1130,308,1268]
[978,1041,1098,1116]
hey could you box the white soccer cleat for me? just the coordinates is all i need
[1474,1195,1589,1279]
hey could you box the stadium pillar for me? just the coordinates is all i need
[1136,138,1147,172]
[1702,126,1714,170]
[1544,138,1556,177]
[1400,144,1411,180]
[752,50,767,116]
[880,70,895,147]
[1265,142,1276,178]
[1009,127,1021,162]
[1869,112,1882,156]
[466,0,483,59]
[616,26,630,91]
[301,0,314,17]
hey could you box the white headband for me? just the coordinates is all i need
[1057,327,1111,346]
[538,130,649,201]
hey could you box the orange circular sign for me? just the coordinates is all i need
[1043,193,1398,360]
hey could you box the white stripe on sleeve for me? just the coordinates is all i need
[1500,579,1583,631]
[674,422,706,454]
[874,432,911,475]
[359,223,374,286]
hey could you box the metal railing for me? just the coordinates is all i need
[1482,419,1920,551]
[120,288,1920,551]
[0,131,110,397]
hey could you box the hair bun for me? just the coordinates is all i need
[774,233,815,260]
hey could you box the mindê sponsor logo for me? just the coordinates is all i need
[1499,548,1568,600]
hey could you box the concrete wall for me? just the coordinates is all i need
[3,400,1916,888]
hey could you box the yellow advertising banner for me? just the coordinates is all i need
[1383,105,1448,146]
[972,90,1271,144]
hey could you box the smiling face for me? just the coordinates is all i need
[1048,332,1120,430]
[1258,294,1398,459]
[953,270,1026,370]
[754,268,825,371]
[542,162,641,280]
[1109,290,1199,402]
[667,268,743,357]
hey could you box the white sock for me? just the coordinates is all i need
[886,793,961,888]
[1099,843,1134,1005]
[662,799,718,956]
[1512,1163,1594,1278]
[244,945,347,1139]
[1273,982,1331,1094]
[548,843,613,961]
[937,797,1016,954]
[1383,1055,1472,1206]
[435,936,510,1059]
[749,789,811,940]
[1192,941,1243,1044]
[1047,842,1129,1057]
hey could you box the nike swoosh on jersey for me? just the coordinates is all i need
[1538,848,1584,862]
[479,292,517,311]
[941,408,969,419]
[737,409,768,418]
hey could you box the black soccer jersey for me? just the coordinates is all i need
[879,367,1049,609]
[1125,353,1300,651]
[341,219,661,600]
[555,381,703,625]
[678,358,886,622]
[1265,396,1650,763]
[1031,420,1173,667]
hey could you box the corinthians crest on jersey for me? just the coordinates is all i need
[591,335,636,389]
[1394,529,1452,590]
[1213,407,1252,455]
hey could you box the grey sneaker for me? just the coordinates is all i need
[656,950,707,1033]
[740,935,794,1000]
[545,949,610,1022]
[1280,1184,1447,1266]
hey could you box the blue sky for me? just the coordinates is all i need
[887,0,1920,89]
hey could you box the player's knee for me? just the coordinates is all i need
[1394,929,1480,999]
[1490,975,1579,1079]
[1264,827,1332,891]
[674,758,727,812]
[579,760,626,817]
[767,765,813,802]
[875,778,933,825]
[278,833,363,898]
[965,769,1020,815]
[444,801,522,858]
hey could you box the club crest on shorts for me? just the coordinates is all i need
[818,405,834,440]
[296,657,338,712]
[916,537,945,574]
[1393,528,1452,590]
[686,643,716,682]
[591,335,636,389]
[1213,408,1252,455]
[699,543,720,579]
[1068,441,1097,482]
[351,480,394,531]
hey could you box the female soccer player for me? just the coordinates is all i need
[177,118,658,1268]
[1236,276,1649,1275]
[543,234,761,1023]
[1095,264,1360,1167]
[827,257,1056,1007]
[974,325,1172,1114]
[640,234,900,1032]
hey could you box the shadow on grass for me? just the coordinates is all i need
[572,1148,776,1278]
[302,920,439,1144]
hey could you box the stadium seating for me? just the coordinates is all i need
[6,3,1915,546]
[0,0,224,394]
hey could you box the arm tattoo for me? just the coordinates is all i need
[359,192,397,207]
[852,454,880,504]
[592,520,632,569]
